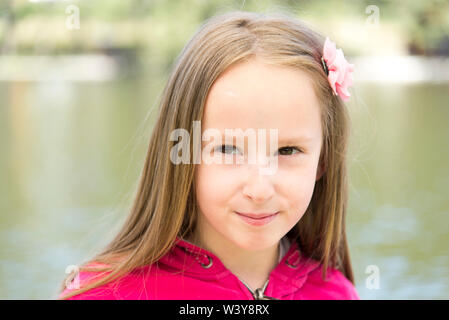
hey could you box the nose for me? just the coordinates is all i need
[242,164,275,203]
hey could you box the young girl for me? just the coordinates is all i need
[58,10,359,300]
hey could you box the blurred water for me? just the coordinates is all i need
[0,77,448,299]
[347,83,449,299]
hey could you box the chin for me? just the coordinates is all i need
[232,235,279,251]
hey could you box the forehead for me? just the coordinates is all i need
[203,58,322,143]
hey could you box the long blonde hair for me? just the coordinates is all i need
[59,10,355,299]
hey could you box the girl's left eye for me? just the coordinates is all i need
[276,146,302,156]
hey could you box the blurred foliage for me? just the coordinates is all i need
[0,0,448,67]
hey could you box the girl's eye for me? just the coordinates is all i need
[217,145,240,154]
[276,146,302,156]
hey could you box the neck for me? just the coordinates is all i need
[186,225,281,291]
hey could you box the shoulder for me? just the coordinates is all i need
[60,263,170,300]
[58,262,118,300]
[304,266,360,300]
[59,283,117,300]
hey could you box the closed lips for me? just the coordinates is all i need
[236,212,278,219]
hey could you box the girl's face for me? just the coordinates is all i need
[194,57,324,251]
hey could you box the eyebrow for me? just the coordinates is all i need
[217,133,316,145]
[278,136,316,145]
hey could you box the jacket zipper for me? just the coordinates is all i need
[238,277,279,300]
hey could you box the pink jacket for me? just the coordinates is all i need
[59,236,360,300]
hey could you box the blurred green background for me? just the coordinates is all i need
[0,0,448,299]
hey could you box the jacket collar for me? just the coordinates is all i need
[158,236,322,291]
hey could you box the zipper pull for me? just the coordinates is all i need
[253,287,266,300]
[253,280,279,300]
[238,276,279,300]
[253,289,279,300]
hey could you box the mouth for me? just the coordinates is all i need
[235,212,278,219]
[235,211,279,226]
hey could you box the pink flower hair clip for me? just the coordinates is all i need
[321,37,355,102]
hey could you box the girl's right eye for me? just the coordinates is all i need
[216,145,239,154]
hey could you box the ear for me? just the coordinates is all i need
[316,160,326,181]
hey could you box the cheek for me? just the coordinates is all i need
[278,166,317,216]
[195,164,236,211]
